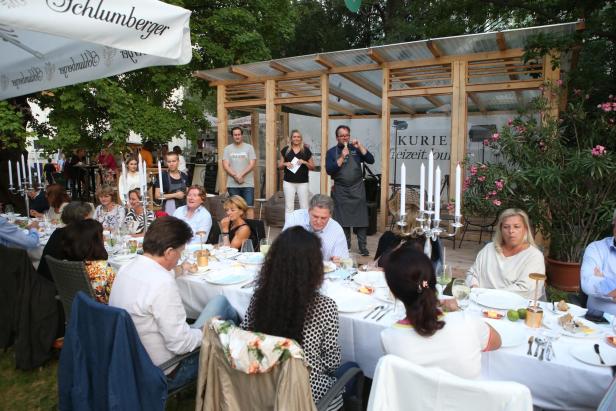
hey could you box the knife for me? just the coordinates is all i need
[364,305,383,319]
[594,343,606,365]
[376,307,392,321]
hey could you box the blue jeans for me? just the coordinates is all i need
[167,296,239,391]
[228,187,254,207]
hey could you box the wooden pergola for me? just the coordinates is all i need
[194,22,580,229]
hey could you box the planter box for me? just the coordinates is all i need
[546,257,580,292]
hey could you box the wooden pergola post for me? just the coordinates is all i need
[250,111,261,199]
[450,61,468,201]
[320,73,329,194]
[265,79,277,198]
[543,53,561,119]
[216,85,228,194]
[379,67,391,230]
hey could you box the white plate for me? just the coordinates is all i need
[544,316,603,338]
[111,254,137,262]
[374,287,395,304]
[212,247,240,260]
[471,289,527,310]
[353,271,388,288]
[237,252,265,265]
[186,243,214,253]
[570,343,616,367]
[544,301,587,317]
[335,293,375,313]
[203,270,252,285]
[483,318,527,348]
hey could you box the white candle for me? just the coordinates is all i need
[20,154,26,183]
[419,163,425,212]
[158,161,164,195]
[400,163,406,216]
[427,150,434,205]
[8,160,13,186]
[455,163,461,217]
[142,160,147,190]
[16,163,21,188]
[26,155,32,185]
[138,153,143,174]
[434,166,441,220]
[37,161,42,185]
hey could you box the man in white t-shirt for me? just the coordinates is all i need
[222,127,257,219]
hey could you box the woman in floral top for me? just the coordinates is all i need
[241,227,344,409]
[93,185,125,231]
[123,188,155,235]
[62,219,116,304]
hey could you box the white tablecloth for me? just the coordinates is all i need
[130,257,613,410]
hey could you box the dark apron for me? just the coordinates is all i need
[332,151,368,227]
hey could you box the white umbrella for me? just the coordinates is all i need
[0,0,192,100]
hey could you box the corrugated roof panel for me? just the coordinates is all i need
[436,32,498,55]
[321,48,374,66]
[272,55,323,72]
[470,90,541,112]
[330,74,382,106]
[199,67,242,81]
[503,22,577,49]
[374,42,434,62]
[238,61,282,77]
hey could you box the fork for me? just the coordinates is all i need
[376,307,393,321]
[526,336,534,356]
[364,305,383,319]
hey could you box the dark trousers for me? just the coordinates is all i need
[343,227,368,253]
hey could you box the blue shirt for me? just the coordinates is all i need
[325,144,374,176]
[581,236,616,314]
[173,206,212,243]
[283,209,349,260]
[0,216,39,250]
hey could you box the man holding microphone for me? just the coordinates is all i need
[325,125,375,256]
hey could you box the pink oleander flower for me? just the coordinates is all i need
[556,79,563,86]
[493,199,502,206]
[490,190,497,196]
[483,139,489,146]
[469,165,478,176]
[463,177,471,190]
[478,175,486,182]
[446,203,454,211]
[495,179,504,190]
[591,145,607,157]
[507,118,513,126]
[491,133,500,142]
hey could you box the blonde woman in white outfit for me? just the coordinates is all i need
[278,130,315,215]
[118,156,141,205]
[466,208,546,299]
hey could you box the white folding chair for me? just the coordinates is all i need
[367,355,532,411]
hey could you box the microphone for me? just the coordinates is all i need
[343,142,348,163]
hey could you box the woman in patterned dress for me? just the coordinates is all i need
[123,188,155,236]
[62,219,116,304]
[241,226,348,410]
[93,185,125,231]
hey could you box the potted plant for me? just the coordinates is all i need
[482,84,616,290]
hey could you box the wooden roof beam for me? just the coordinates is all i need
[328,101,356,116]
[368,48,387,64]
[495,33,524,106]
[192,71,217,82]
[328,84,381,114]
[496,32,508,51]
[270,61,293,73]
[229,65,253,78]
[424,95,443,108]
[315,54,335,69]
[426,40,444,58]
[468,92,486,113]
[391,97,416,115]
[285,104,322,117]
[339,72,415,115]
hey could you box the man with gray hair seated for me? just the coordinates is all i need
[283,194,349,261]
[581,209,616,315]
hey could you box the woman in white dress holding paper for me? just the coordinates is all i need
[118,156,140,205]
[278,130,315,215]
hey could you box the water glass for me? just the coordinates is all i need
[241,239,254,253]
[452,278,471,309]
[259,238,271,255]
[436,264,452,297]
[218,234,228,248]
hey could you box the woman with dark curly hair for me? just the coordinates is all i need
[62,219,116,304]
[31,183,70,222]
[241,226,345,408]
[381,247,501,379]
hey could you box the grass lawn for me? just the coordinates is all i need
[0,347,195,410]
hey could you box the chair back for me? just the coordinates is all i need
[45,255,95,323]
[245,219,266,251]
[59,292,167,411]
[367,355,532,411]
[206,221,221,245]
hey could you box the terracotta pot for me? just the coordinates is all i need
[546,257,580,292]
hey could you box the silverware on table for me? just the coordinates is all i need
[364,305,383,319]
[370,306,386,320]
[376,307,392,321]
[538,345,546,361]
[594,343,606,365]
[534,337,545,357]
[527,336,534,356]
[241,280,256,289]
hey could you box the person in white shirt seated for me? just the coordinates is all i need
[381,247,501,380]
[283,194,349,262]
[109,216,238,391]
[173,185,212,243]
[465,208,545,299]
[581,209,616,315]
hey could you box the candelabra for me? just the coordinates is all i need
[396,201,463,241]
[8,179,46,220]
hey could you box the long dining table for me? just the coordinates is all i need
[108,248,613,411]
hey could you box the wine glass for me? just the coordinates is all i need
[218,234,228,248]
[240,239,254,253]
[436,264,452,297]
[452,278,471,309]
